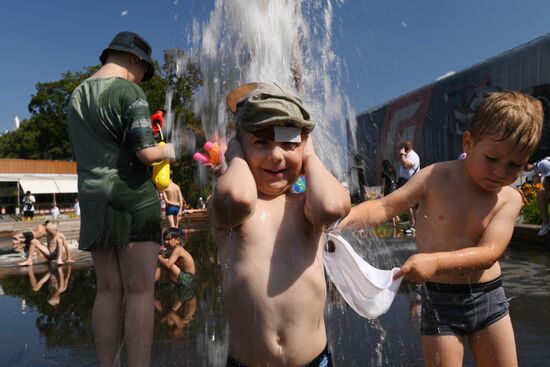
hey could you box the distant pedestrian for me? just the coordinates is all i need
[73,196,80,217]
[22,191,36,221]
[381,159,400,227]
[50,203,60,220]
[526,157,550,236]
[397,141,420,228]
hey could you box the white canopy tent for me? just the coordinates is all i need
[0,174,78,194]
[0,174,78,209]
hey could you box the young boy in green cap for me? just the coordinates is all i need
[210,82,351,366]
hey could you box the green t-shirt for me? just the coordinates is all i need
[67,77,159,249]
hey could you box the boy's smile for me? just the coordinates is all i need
[239,130,304,196]
[463,132,531,192]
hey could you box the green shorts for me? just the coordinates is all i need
[79,177,162,250]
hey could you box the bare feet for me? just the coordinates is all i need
[57,260,64,266]
[18,260,33,267]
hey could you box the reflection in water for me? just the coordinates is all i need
[0,229,549,366]
[27,265,71,307]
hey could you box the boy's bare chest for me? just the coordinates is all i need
[419,190,500,246]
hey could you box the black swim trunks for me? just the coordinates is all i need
[420,277,509,336]
[227,344,332,367]
[23,231,33,252]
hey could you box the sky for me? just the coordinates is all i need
[1,0,550,133]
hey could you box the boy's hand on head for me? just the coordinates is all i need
[393,253,439,282]
[302,135,317,164]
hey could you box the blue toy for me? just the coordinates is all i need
[291,176,306,193]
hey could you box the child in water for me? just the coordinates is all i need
[340,91,543,367]
[156,227,195,289]
[210,82,351,366]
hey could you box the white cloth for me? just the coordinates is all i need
[399,149,420,180]
[323,233,403,319]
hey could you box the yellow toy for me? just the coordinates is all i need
[151,111,170,191]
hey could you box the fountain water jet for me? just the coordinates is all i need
[189,0,355,181]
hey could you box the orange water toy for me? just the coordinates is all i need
[193,141,223,167]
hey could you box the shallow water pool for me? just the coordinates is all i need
[0,230,548,366]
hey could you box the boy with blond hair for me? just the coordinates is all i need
[340,91,543,367]
[210,82,351,366]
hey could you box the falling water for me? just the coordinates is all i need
[189,0,355,181]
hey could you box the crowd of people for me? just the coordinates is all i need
[4,30,549,367]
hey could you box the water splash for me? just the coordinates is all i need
[189,0,355,181]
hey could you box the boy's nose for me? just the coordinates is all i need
[492,165,508,179]
[269,146,285,162]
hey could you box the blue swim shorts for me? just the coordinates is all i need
[165,205,180,216]
[420,277,509,336]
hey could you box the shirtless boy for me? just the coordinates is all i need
[156,227,195,288]
[18,222,73,266]
[12,221,47,253]
[210,82,351,366]
[340,91,543,367]
[162,172,184,228]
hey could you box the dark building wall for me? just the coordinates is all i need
[352,34,550,188]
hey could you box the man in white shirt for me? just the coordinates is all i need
[22,191,36,221]
[397,141,420,228]
[50,203,60,220]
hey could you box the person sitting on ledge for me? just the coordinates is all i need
[17,221,73,266]
[11,221,48,253]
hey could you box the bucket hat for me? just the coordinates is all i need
[99,31,155,82]
[227,82,315,133]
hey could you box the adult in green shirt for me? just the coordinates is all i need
[67,31,175,367]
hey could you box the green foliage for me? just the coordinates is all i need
[520,196,545,225]
[0,67,98,159]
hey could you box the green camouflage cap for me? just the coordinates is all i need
[227,82,315,134]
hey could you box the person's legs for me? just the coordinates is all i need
[536,189,549,224]
[536,187,550,236]
[422,335,465,367]
[409,207,416,227]
[167,214,176,228]
[18,239,50,266]
[117,241,159,367]
[175,213,181,228]
[168,264,182,284]
[56,246,64,266]
[91,248,124,367]
[469,314,517,367]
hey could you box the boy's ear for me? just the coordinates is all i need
[463,131,474,153]
[129,55,140,65]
